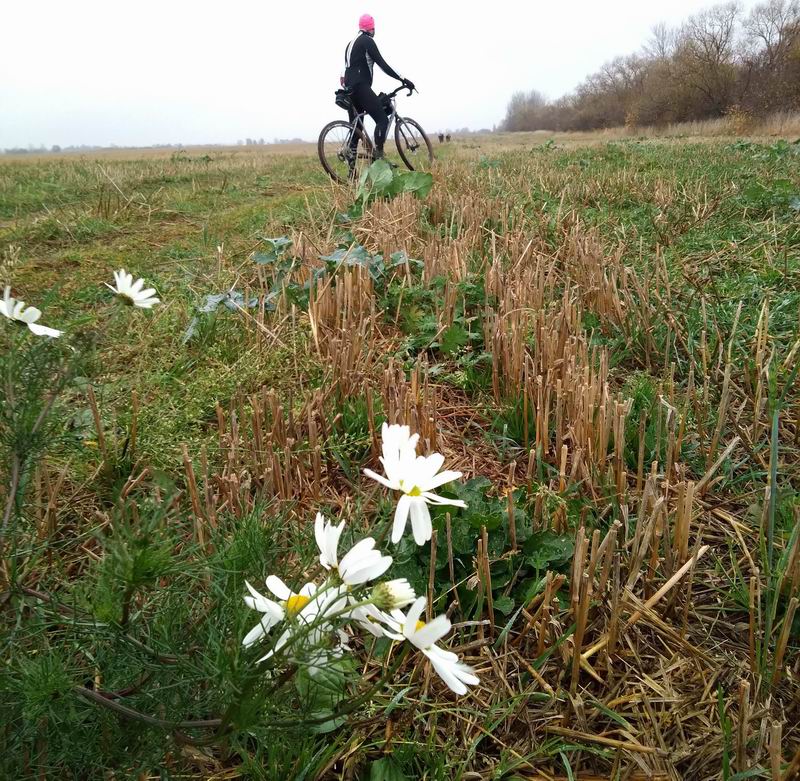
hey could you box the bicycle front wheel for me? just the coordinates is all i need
[318,120,373,185]
[394,117,434,172]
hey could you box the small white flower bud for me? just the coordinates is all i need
[371,578,416,610]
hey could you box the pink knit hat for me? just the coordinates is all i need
[359,13,375,31]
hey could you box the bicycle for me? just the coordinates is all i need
[317,85,434,185]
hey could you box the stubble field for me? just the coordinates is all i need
[1,132,799,780]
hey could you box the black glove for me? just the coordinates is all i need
[402,78,415,91]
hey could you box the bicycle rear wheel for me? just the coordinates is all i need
[394,117,434,172]
[318,120,373,185]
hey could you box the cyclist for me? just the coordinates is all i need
[343,13,415,164]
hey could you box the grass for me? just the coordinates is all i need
[1,134,799,779]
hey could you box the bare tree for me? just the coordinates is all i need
[745,0,800,67]
[645,22,678,60]
[672,2,743,115]
[501,90,550,131]
[500,0,799,133]
[742,0,800,109]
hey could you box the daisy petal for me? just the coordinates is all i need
[363,468,396,489]
[27,322,62,338]
[409,498,432,545]
[412,615,451,649]
[425,649,468,695]
[344,554,392,584]
[392,494,412,543]
[242,619,269,648]
[423,470,464,490]
[419,452,445,480]
[404,597,427,640]
[422,492,467,507]
[266,575,292,601]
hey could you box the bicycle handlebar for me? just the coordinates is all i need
[386,84,416,98]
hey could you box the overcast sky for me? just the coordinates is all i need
[1,0,762,148]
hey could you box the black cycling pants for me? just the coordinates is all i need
[348,83,388,154]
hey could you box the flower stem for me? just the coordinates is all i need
[0,452,21,542]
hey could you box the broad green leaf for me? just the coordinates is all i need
[370,757,409,781]
[399,171,433,198]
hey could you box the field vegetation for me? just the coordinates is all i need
[1,133,799,779]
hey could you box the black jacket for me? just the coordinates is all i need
[344,31,402,88]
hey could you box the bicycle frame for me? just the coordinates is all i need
[345,90,420,155]
[348,95,398,152]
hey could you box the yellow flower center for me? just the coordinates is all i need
[285,594,311,616]
[407,486,422,497]
[414,619,426,632]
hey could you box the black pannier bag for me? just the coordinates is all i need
[379,93,393,117]
[335,88,353,112]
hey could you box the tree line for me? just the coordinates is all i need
[501,0,800,132]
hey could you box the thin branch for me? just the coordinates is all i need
[0,453,21,541]
[73,686,221,730]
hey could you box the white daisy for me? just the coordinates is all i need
[0,287,62,338]
[315,513,392,586]
[256,577,349,665]
[106,269,160,309]
[264,575,321,618]
[385,596,479,695]
[364,442,467,545]
[242,580,285,648]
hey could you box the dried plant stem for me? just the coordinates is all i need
[570,573,591,696]
[482,526,495,634]
[427,529,438,622]
[583,545,710,662]
[0,453,21,543]
[770,721,783,781]
[771,597,798,686]
[87,384,107,459]
[736,679,750,774]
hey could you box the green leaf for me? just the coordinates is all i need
[589,698,633,730]
[309,713,348,734]
[399,171,433,198]
[447,520,477,555]
[560,752,575,781]
[519,575,549,603]
[294,659,350,716]
[523,531,574,570]
[494,604,525,648]
[382,686,412,717]
[440,324,469,356]
[253,236,292,264]
[358,159,394,200]
[369,757,409,781]
[492,594,514,615]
